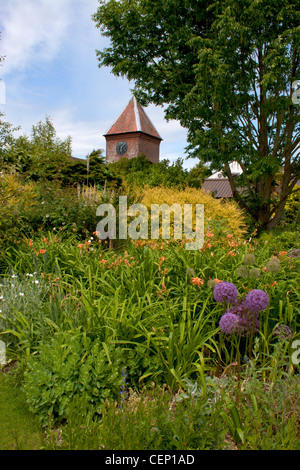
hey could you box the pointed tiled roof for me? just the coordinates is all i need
[105,97,162,140]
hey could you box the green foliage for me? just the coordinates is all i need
[284,185,300,227]
[109,155,206,189]
[0,227,298,448]
[3,117,120,188]
[0,111,20,164]
[13,116,72,182]
[93,0,300,230]
[21,181,100,238]
[43,384,226,450]
[23,332,133,426]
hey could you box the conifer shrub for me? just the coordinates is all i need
[139,185,247,240]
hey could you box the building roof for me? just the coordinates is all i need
[202,179,234,198]
[104,97,162,140]
[207,161,243,179]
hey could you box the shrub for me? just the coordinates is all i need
[22,331,159,426]
[139,185,247,240]
[0,173,37,251]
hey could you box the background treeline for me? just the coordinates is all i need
[0,114,211,189]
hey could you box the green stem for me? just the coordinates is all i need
[216,331,224,377]
[235,334,241,405]
[248,313,258,359]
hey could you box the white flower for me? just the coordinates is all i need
[19,293,24,296]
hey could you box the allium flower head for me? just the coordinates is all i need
[289,248,300,258]
[207,279,218,289]
[265,257,280,273]
[243,253,256,265]
[226,299,261,335]
[186,267,195,277]
[219,312,240,334]
[273,324,293,340]
[249,267,261,279]
[245,289,269,313]
[237,266,248,278]
[213,281,238,304]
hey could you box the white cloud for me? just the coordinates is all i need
[0,0,190,167]
[0,0,74,75]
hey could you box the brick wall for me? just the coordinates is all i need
[105,132,160,163]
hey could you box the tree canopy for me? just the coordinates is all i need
[93,0,300,230]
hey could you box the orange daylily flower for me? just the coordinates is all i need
[161,282,168,292]
[190,277,204,287]
[99,259,107,264]
[39,249,46,254]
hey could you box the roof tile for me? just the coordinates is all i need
[105,97,162,140]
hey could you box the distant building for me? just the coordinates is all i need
[202,161,243,198]
[104,97,162,164]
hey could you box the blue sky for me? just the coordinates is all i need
[0,0,192,167]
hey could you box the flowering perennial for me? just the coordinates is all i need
[219,312,240,334]
[244,289,269,313]
[214,283,269,336]
[213,281,238,304]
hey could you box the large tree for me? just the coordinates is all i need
[93,0,300,230]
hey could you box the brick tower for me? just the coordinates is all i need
[104,97,162,163]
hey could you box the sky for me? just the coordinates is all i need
[0,0,193,168]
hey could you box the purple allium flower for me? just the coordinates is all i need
[219,312,240,334]
[225,299,260,336]
[237,311,261,335]
[213,281,238,304]
[289,248,300,258]
[245,289,269,313]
